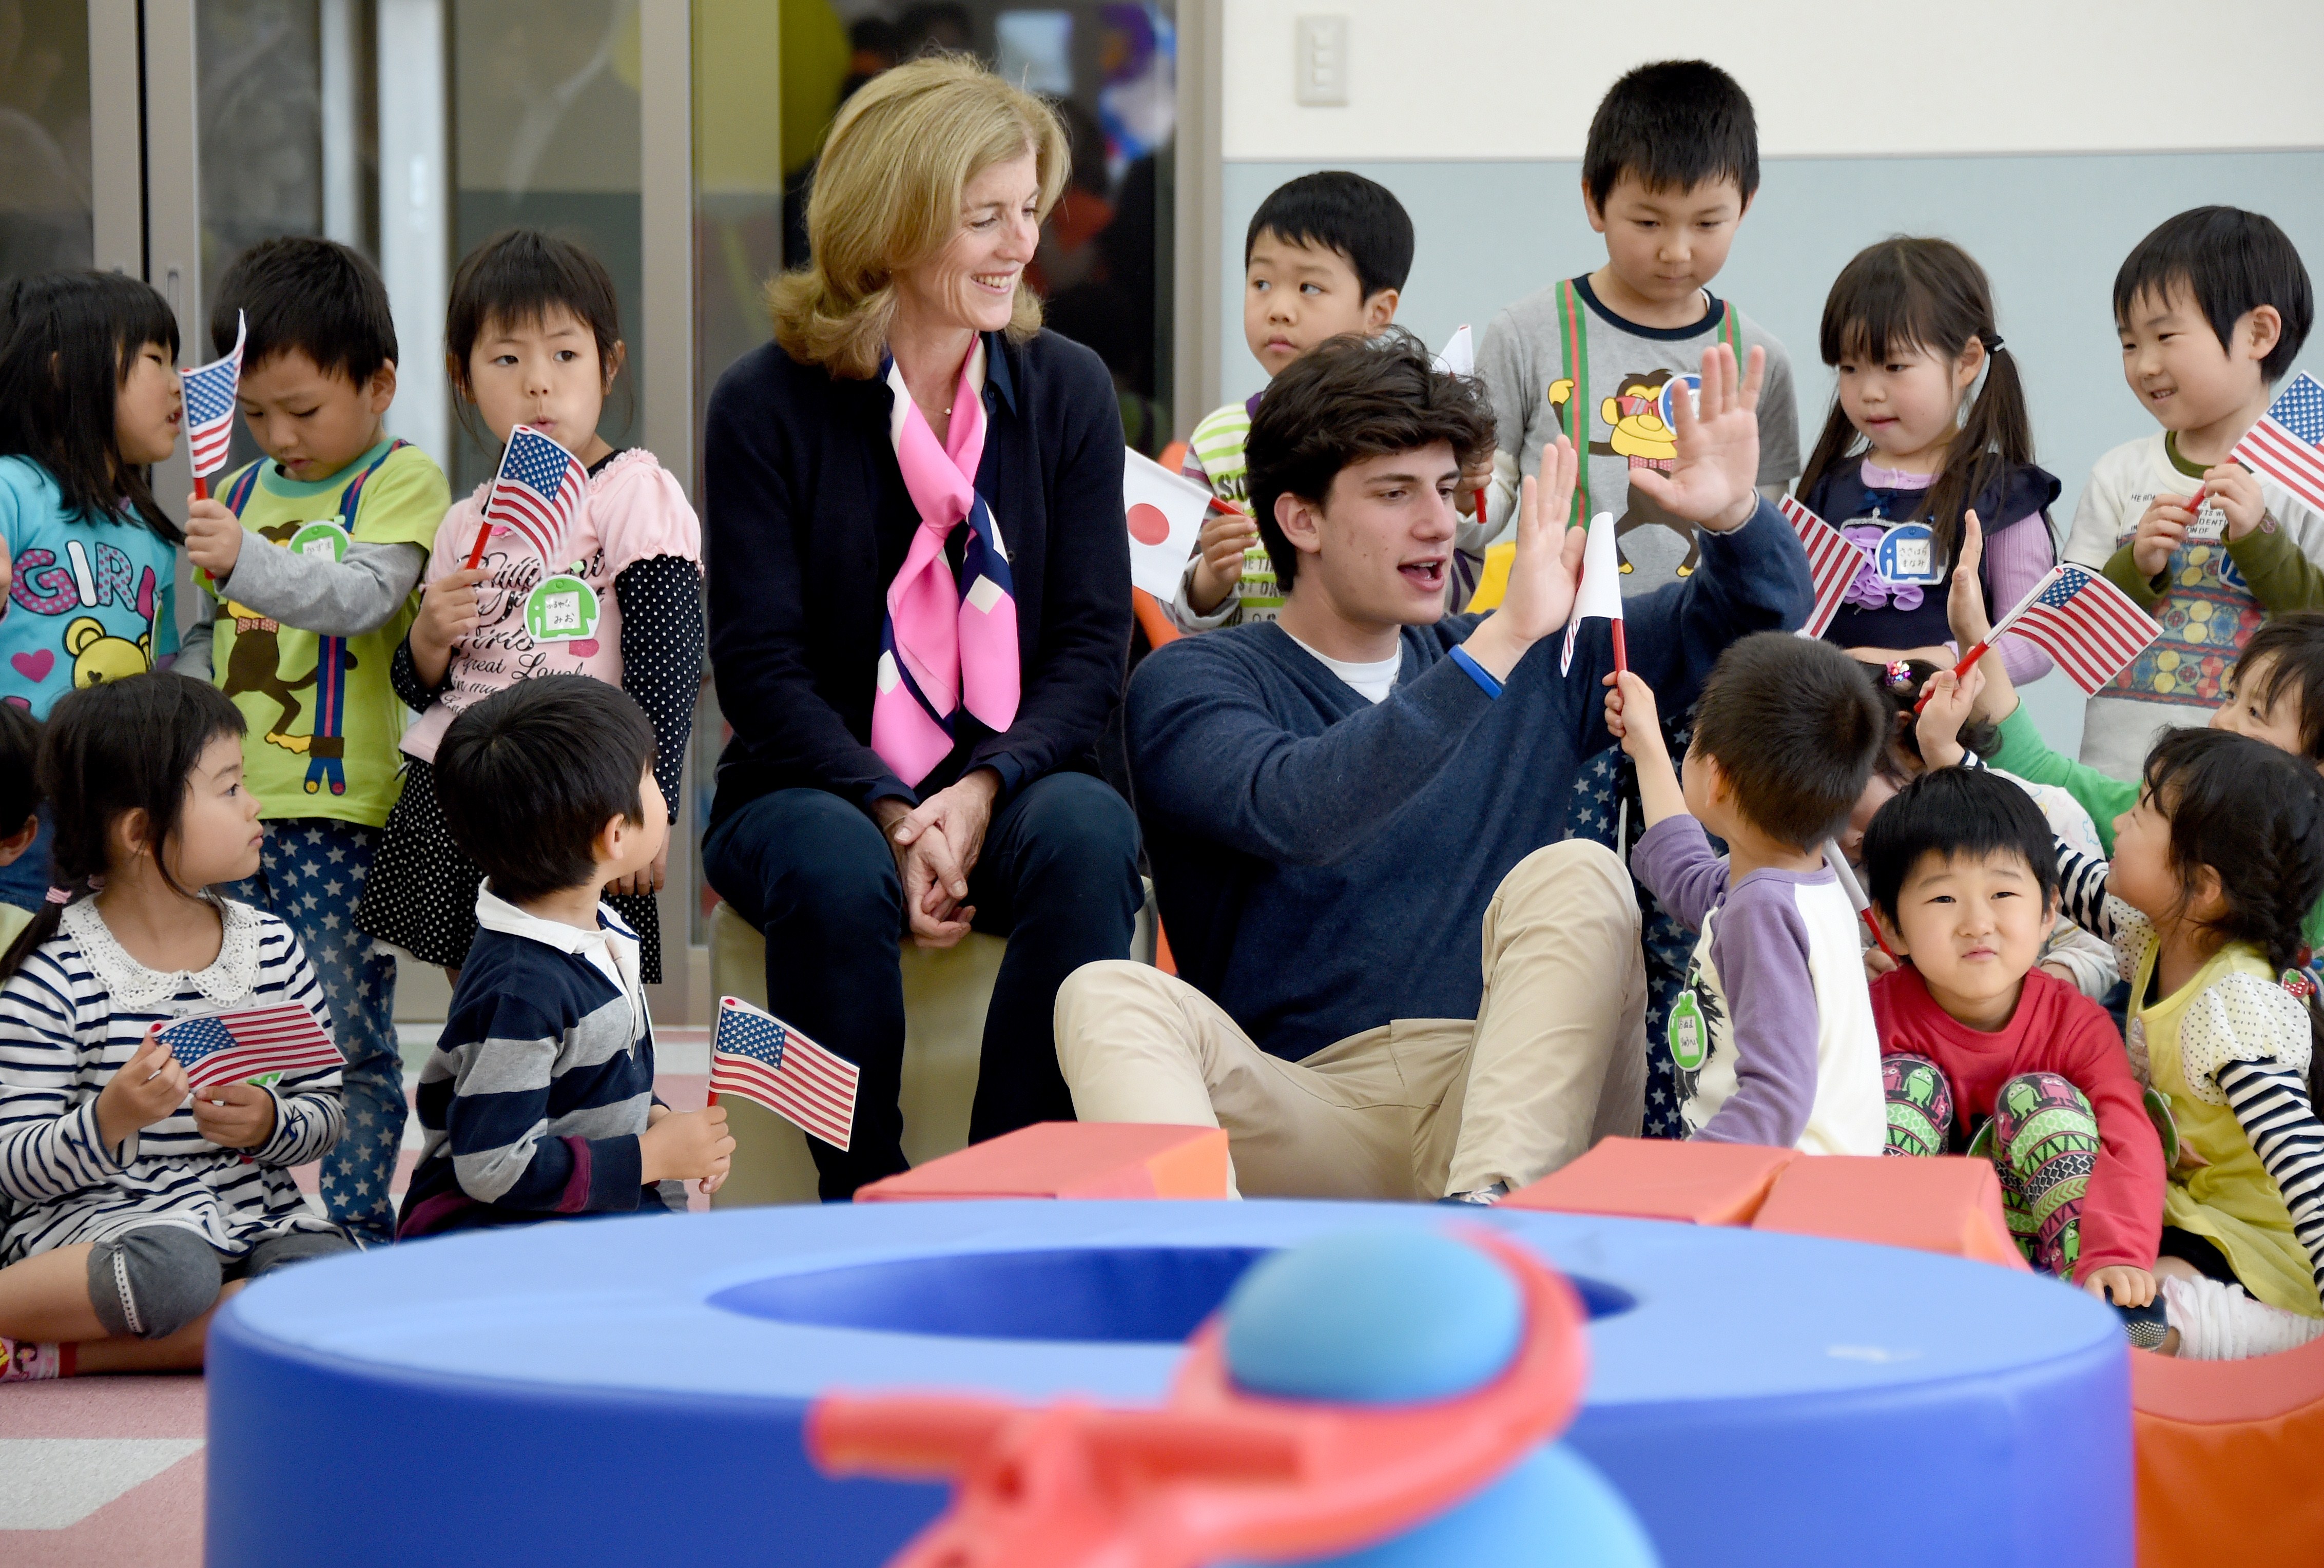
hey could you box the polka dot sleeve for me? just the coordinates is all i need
[613,553,704,820]
[2181,971,2315,1107]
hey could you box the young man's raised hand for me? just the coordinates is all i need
[1626,341,1768,532]
[1459,433,1583,681]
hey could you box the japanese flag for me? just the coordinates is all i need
[1434,324,1475,378]
[1561,511,1623,675]
[1124,448,1212,602]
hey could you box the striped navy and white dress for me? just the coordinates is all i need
[0,895,346,1263]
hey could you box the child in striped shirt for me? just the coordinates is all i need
[396,676,730,1239]
[0,675,350,1380]
[1168,172,1420,631]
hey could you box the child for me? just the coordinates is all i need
[1861,765,2165,1342]
[172,237,451,1245]
[2066,206,2321,779]
[1603,633,1888,1153]
[1478,60,1797,594]
[2045,729,2324,1359]
[356,230,703,985]
[396,677,730,1238]
[0,272,186,909]
[0,705,42,954]
[1798,239,2060,677]
[1169,171,1413,630]
[0,675,349,1380]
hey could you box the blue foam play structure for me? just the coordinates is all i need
[205,1201,2130,1567]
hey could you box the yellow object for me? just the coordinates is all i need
[1466,540,1516,612]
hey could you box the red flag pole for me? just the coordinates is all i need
[193,476,209,501]
[1824,841,1895,960]
[462,515,494,571]
[1610,617,1628,675]
[1914,567,2059,714]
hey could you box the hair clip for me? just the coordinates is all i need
[1982,333,2005,354]
[1885,660,1915,691]
[43,886,70,906]
[2282,969,2317,1003]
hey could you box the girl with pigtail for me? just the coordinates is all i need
[1797,237,2061,681]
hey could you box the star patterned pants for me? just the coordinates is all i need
[223,818,404,1244]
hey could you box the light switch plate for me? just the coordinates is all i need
[1295,15,1349,106]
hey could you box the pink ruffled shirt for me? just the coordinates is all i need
[401,448,701,763]
[1854,458,2056,684]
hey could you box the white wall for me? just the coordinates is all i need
[1222,0,2324,161]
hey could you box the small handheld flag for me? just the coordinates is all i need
[710,996,860,1150]
[1776,495,1864,640]
[181,311,246,497]
[156,1002,340,1091]
[1561,510,1625,675]
[1122,448,1214,602]
[464,424,588,570]
[1823,841,1894,961]
[1998,564,2161,696]
[2230,370,2324,515]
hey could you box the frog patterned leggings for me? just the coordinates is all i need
[1881,1055,2097,1277]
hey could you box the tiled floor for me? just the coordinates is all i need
[0,1028,712,1559]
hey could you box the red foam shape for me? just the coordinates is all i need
[2133,1334,2324,1567]
[1750,1154,2029,1270]
[1501,1135,1798,1226]
[853,1121,1230,1203]
[808,1229,1587,1568]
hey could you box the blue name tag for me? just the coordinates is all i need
[1875,522,1943,586]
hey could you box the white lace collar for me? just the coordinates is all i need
[60,895,265,1012]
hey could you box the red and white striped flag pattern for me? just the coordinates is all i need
[2230,370,2324,516]
[1993,564,2160,696]
[481,424,589,566]
[157,1002,340,1090]
[180,311,246,480]
[1776,495,1863,639]
[710,996,859,1150]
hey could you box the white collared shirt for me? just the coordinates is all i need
[473,884,648,1042]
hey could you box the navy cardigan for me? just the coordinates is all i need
[702,330,1131,823]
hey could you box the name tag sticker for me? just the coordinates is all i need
[1876,522,1943,586]
[287,519,351,563]
[524,573,601,643]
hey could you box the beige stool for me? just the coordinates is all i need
[707,887,1153,1205]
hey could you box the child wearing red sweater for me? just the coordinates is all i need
[1862,763,2166,1344]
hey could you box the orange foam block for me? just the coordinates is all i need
[1501,1135,1798,1226]
[2133,1335,2324,1567]
[1750,1154,2029,1270]
[854,1121,1231,1203]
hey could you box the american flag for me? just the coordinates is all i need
[156,1002,340,1091]
[2230,371,2324,515]
[1994,564,2160,696]
[710,996,859,1150]
[181,311,246,479]
[481,425,588,565]
[1777,495,1865,639]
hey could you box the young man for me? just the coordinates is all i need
[1476,59,1797,592]
[397,676,731,1238]
[2067,205,2321,778]
[1170,171,1415,631]
[1054,330,1813,1202]
[172,237,451,1245]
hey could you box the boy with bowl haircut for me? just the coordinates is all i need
[2067,205,2321,779]
[1861,764,2165,1338]
[171,236,451,1245]
[1603,633,1887,1153]
[1478,59,1798,592]
[1170,170,1416,631]
[397,676,731,1238]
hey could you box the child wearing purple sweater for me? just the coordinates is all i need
[1605,632,1888,1151]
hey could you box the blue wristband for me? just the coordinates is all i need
[1446,644,1503,699]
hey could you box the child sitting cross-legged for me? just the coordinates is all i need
[1861,765,2166,1344]
[395,675,731,1239]
[1603,633,1888,1152]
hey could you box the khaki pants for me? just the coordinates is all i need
[1054,840,1647,1199]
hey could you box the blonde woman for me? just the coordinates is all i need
[702,54,1141,1199]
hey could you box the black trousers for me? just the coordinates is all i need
[703,772,1142,1198]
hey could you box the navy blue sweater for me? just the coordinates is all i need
[1127,501,1813,1062]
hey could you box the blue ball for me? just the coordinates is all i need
[1222,1230,1523,1404]
[1245,1443,1661,1568]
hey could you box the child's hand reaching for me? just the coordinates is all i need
[2084,1263,2157,1311]
[1602,670,1666,764]
[191,1079,279,1150]
[1944,511,2018,726]
[640,1102,735,1194]
[1914,665,1984,769]
[95,1034,190,1152]
[184,495,245,578]
[1187,506,1260,614]
[2131,493,2198,579]
[410,566,491,686]
[2201,463,2265,541]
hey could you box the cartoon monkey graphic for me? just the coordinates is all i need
[218,522,355,753]
[1547,367,1699,578]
